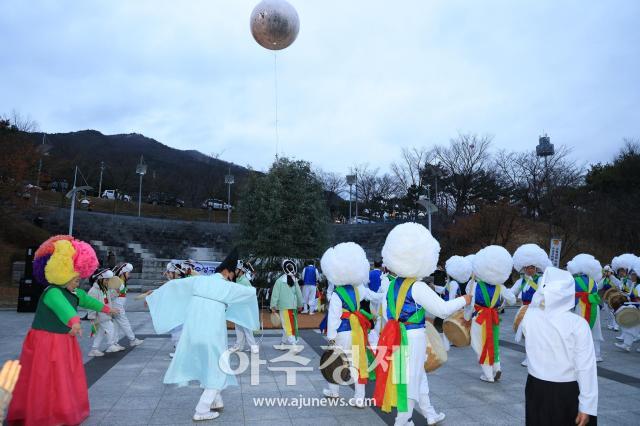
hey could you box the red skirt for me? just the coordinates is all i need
[7,329,90,426]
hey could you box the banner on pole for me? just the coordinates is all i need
[172,260,221,275]
[549,238,562,268]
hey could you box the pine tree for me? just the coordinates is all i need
[237,157,330,260]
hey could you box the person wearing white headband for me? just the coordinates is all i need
[270,259,304,346]
[110,262,143,349]
[519,267,598,426]
[87,268,122,356]
[229,260,259,354]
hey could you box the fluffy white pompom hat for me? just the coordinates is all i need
[473,245,513,285]
[512,244,551,273]
[445,256,472,283]
[611,253,638,273]
[382,222,440,279]
[567,254,602,280]
[320,242,370,287]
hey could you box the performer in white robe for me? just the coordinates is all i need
[520,267,598,426]
[509,243,551,366]
[464,246,516,382]
[110,262,144,348]
[566,254,604,362]
[374,223,471,426]
[615,269,640,352]
[146,250,259,421]
[321,242,383,407]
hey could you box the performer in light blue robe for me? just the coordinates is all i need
[146,249,259,422]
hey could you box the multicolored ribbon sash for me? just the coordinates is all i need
[281,309,299,337]
[475,280,501,365]
[374,277,424,413]
[334,286,375,384]
[575,276,600,329]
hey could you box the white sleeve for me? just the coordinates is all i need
[573,321,598,416]
[412,281,466,319]
[464,281,476,321]
[610,276,621,289]
[434,285,445,294]
[449,281,459,301]
[501,284,516,305]
[361,286,384,303]
[511,278,523,297]
[326,293,343,340]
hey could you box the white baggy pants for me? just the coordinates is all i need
[195,388,223,414]
[302,285,317,312]
[235,325,257,349]
[92,315,117,350]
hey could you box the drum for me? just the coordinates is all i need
[106,276,124,290]
[513,305,529,332]
[443,310,471,347]
[603,288,621,305]
[270,312,281,327]
[320,347,352,385]
[608,293,628,312]
[615,304,640,328]
[424,322,447,372]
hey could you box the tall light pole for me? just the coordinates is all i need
[225,169,234,224]
[354,173,359,222]
[98,161,105,197]
[34,134,51,206]
[426,184,432,232]
[536,134,554,214]
[68,166,78,235]
[346,174,356,223]
[65,167,92,236]
[136,155,147,218]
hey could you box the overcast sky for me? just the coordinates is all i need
[2,0,639,173]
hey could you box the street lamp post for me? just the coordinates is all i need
[98,161,105,197]
[225,169,234,224]
[136,156,147,218]
[68,166,78,235]
[346,174,356,223]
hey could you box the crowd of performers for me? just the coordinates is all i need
[5,225,640,425]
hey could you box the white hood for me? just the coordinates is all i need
[536,267,576,315]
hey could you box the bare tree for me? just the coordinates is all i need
[391,147,433,195]
[433,133,493,216]
[1,110,39,132]
[494,145,583,218]
[314,168,346,196]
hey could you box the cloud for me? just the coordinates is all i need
[1,0,639,173]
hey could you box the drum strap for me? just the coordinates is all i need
[335,286,374,383]
[575,276,600,328]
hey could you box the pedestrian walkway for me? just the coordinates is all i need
[1,296,639,425]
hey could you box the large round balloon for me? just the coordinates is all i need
[250,0,299,50]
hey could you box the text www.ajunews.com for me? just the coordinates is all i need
[252,396,375,409]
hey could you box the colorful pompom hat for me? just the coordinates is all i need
[33,235,99,286]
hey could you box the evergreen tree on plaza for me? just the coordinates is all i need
[237,157,330,261]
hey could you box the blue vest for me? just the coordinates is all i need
[303,266,317,285]
[520,275,540,304]
[386,278,425,330]
[474,282,501,308]
[336,285,357,332]
[369,269,382,292]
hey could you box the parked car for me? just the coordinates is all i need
[101,190,132,202]
[349,216,374,224]
[147,192,184,207]
[201,198,231,210]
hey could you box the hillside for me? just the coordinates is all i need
[28,130,253,207]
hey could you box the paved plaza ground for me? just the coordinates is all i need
[1,295,639,425]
